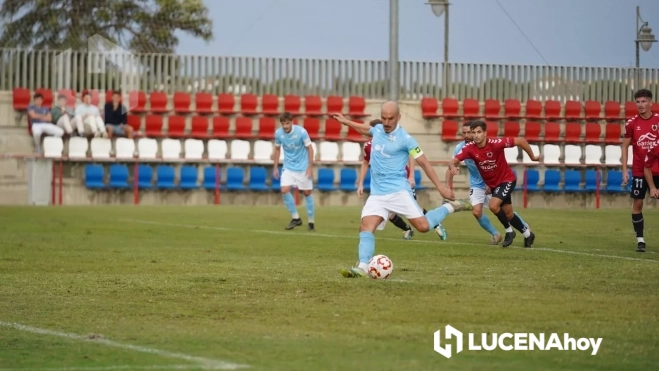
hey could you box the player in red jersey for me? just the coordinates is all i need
[621,89,659,253]
[449,120,542,248]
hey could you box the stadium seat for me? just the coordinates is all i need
[585,170,600,191]
[543,144,561,165]
[109,164,130,189]
[161,138,182,160]
[88,90,100,106]
[43,137,64,158]
[584,123,602,143]
[342,142,362,163]
[347,124,368,142]
[156,166,176,189]
[167,115,186,138]
[137,138,158,159]
[149,91,168,113]
[504,147,519,163]
[503,99,522,119]
[544,100,562,120]
[584,101,601,121]
[67,137,88,159]
[189,116,209,138]
[324,118,342,141]
[230,139,250,161]
[523,121,541,142]
[90,138,111,159]
[584,145,602,164]
[218,93,237,115]
[326,96,344,114]
[605,170,625,192]
[564,100,582,120]
[543,170,561,192]
[604,123,622,144]
[564,145,582,164]
[195,92,214,115]
[84,164,105,189]
[211,116,231,138]
[462,99,480,119]
[604,145,622,165]
[564,170,583,192]
[240,94,259,115]
[441,120,459,141]
[503,121,520,137]
[624,101,637,119]
[258,117,276,139]
[319,141,339,162]
[302,118,321,140]
[524,169,540,191]
[137,165,153,189]
[653,102,659,112]
[486,121,499,137]
[543,122,561,143]
[35,88,53,107]
[179,166,199,190]
[522,144,540,163]
[12,87,31,111]
[127,115,141,132]
[271,167,282,192]
[253,140,273,163]
[564,122,582,143]
[115,138,136,159]
[173,92,191,114]
[184,139,204,160]
[144,115,164,137]
[249,167,269,191]
[234,117,254,139]
[284,95,302,116]
[421,98,440,118]
[57,89,77,107]
[317,168,336,191]
[348,96,368,118]
[203,166,221,190]
[261,94,279,115]
[105,89,114,103]
[441,98,460,118]
[304,95,323,116]
[524,100,543,119]
[604,101,621,121]
[207,139,228,161]
[484,99,501,120]
[339,168,357,192]
[226,167,246,190]
[414,169,427,190]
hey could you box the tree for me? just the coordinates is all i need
[0,0,213,53]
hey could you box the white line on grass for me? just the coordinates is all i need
[121,219,659,263]
[0,365,203,371]
[0,322,248,371]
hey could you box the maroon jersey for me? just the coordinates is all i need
[364,140,410,178]
[625,113,659,177]
[644,143,659,169]
[454,137,517,188]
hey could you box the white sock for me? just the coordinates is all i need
[637,237,645,243]
[292,212,300,219]
[443,203,455,213]
[358,262,369,272]
[308,218,314,223]
[522,229,531,238]
[505,227,513,233]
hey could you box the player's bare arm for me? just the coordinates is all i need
[643,167,658,197]
[331,113,372,136]
[415,154,455,200]
[306,144,314,178]
[621,137,631,185]
[448,157,461,175]
[357,159,369,197]
[445,168,454,189]
[272,146,281,179]
[408,156,416,187]
[514,138,542,161]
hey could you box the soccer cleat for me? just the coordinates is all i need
[285,218,303,230]
[434,224,448,240]
[308,222,315,232]
[340,266,370,278]
[502,231,516,247]
[403,228,414,240]
[524,231,535,248]
[446,199,473,212]
[490,234,503,245]
[637,242,646,252]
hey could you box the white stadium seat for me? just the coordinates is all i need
[184,138,204,160]
[43,137,64,158]
[90,138,112,159]
[137,138,158,159]
[67,137,88,159]
[114,138,135,159]
[160,138,182,160]
[207,139,228,161]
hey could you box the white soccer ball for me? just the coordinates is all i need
[368,254,394,280]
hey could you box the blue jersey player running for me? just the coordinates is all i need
[446,122,531,245]
[273,112,316,231]
[332,102,472,278]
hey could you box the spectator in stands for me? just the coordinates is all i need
[51,94,77,136]
[74,91,108,137]
[27,93,64,154]
[103,90,133,139]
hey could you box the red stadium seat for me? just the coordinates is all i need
[604,101,621,121]
[304,95,323,116]
[144,115,164,137]
[258,117,276,139]
[584,100,601,121]
[543,122,561,143]
[564,100,582,120]
[652,102,659,113]
[284,95,301,115]
[261,94,279,116]
[347,120,369,142]
[149,91,168,114]
[462,99,480,119]
[523,121,541,142]
[584,123,602,143]
[190,116,210,138]
[441,98,460,118]
[240,94,259,115]
[167,115,186,138]
[604,123,622,144]
[173,92,191,114]
[234,116,254,139]
[326,96,344,114]
[348,96,368,118]
[484,99,501,120]
[421,98,440,118]
[302,118,321,140]
[13,87,31,111]
[441,120,459,141]
[58,89,77,107]
[524,99,543,119]
[564,122,582,143]
[503,121,520,137]
[218,93,237,115]
[624,101,637,119]
[486,121,499,137]
[35,88,53,107]
[544,100,562,120]
[88,90,100,106]
[211,116,231,138]
[504,99,522,119]
[127,115,142,132]
[324,118,342,140]
[195,92,214,115]
[105,89,114,103]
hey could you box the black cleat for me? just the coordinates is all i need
[637,242,646,253]
[285,218,303,230]
[524,232,535,248]
[308,222,315,232]
[502,231,516,248]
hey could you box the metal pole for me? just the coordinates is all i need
[636,6,640,89]
[443,5,450,99]
[389,0,399,102]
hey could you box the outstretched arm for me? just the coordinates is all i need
[514,137,542,162]
[415,154,454,200]
[331,113,372,136]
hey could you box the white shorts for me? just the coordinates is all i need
[362,190,424,230]
[470,187,492,206]
[280,169,313,190]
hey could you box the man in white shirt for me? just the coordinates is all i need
[74,91,107,137]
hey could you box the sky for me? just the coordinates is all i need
[174,0,659,69]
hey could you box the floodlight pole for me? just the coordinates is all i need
[389,0,399,102]
[426,0,450,98]
[635,6,657,88]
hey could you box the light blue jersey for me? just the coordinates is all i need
[368,124,423,195]
[275,125,312,172]
[454,141,486,190]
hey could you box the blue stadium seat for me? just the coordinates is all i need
[317,168,336,191]
[414,169,427,190]
[564,170,583,192]
[543,170,561,192]
[84,164,105,189]
[271,167,282,192]
[179,165,199,190]
[363,167,371,192]
[226,167,246,190]
[525,169,540,191]
[137,164,153,189]
[203,166,221,190]
[605,170,625,193]
[585,170,600,191]
[249,167,269,191]
[339,168,357,192]
[108,164,130,189]
[157,166,176,189]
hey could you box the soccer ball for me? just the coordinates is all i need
[368,255,394,279]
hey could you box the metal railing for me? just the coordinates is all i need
[1,48,658,102]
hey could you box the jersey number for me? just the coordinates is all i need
[635,178,644,188]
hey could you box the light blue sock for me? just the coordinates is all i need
[424,205,450,229]
[513,212,528,229]
[477,214,499,236]
[358,231,375,264]
[305,195,315,222]
[282,192,299,219]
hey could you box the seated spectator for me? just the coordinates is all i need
[28,93,64,154]
[104,90,134,139]
[51,94,77,136]
[74,91,107,137]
